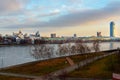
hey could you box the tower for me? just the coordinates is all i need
[110,21,115,37]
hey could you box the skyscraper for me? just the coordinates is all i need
[110,21,115,37]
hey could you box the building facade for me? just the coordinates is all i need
[97,32,102,37]
[51,33,56,38]
[110,21,115,37]
[73,34,77,38]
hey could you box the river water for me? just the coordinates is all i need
[0,42,119,68]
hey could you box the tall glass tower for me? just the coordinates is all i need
[110,21,115,37]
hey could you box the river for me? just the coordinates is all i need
[0,42,119,68]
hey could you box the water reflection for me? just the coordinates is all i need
[110,42,114,49]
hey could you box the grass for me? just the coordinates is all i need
[0,75,27,80]
[109,53,120,74]
[70,52,104,63]
[68,54,119,79]
[0,52,107,77]
[0,58,69,76]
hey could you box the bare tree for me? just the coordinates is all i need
[75,43,85,54]
[30,44,54,59]
[58,45,68,56]
[67,43,72,55]
[71,45,76,54]
[31,42,92,59]
[92,40,100,52]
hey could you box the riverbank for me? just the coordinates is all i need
[0,42,119,69]
[0,41,120,47]
[0,52,106,76]
[0,50,117,80]
[0,75,26,80]
[67,53,120,79]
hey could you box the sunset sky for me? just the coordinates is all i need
[0,0,120,37]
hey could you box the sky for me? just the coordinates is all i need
[0,0,120,37]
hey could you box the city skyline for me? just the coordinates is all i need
[0,0,120,37]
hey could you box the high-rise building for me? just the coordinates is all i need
[97,32,102,37]
[110,21,115,37]
[35,31,40,37]
[73,34,77,38]
[51,33,56,38]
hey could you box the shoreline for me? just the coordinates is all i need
[0,41,119,47]
[0,50,118,80]
[0,49,117,70]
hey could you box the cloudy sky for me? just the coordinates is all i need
[0,0,120,37]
